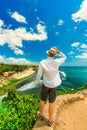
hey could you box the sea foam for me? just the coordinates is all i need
[59,71,66,80]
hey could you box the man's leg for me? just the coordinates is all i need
[40,84,49,116]
[49,102,55,121]
[40,99,45,116]
[48,88,56,122]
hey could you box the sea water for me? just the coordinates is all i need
[60,66,87,88]
[18,66,87,96]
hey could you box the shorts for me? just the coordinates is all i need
[40,84,57,103]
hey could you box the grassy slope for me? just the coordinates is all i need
[0,72,36,96]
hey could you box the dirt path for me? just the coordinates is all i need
[33,90,87,130]
[54,96,87,130]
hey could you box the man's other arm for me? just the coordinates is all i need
[36,63,43,87]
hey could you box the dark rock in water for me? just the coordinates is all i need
[15,73,36,89]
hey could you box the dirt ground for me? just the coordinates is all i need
[54,96,87,130]
[33,90,87,130]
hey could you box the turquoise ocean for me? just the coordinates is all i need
[18,66,87,97]
[59,66,87,88]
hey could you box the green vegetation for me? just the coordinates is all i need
[0,102,3,113]
[0,63,38,75]
[0,73,36,96]
[0,87,39,130]
[0,63,87,129]
[29,65,38,71]
[57,83,87,95]
[0,78,20,96]
[0,63,29,75]
[0,82,87,129]
[0,63,38,96]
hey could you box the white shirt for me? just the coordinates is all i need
[36,52,67,88]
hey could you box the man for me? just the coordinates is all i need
[36,47,66,126]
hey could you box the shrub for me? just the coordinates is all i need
[0,87,39,130]
[57,83,87,95]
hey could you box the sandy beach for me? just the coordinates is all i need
[33,89,87,130]
[10,67,35,79]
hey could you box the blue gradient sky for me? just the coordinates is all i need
[0,0,87,66]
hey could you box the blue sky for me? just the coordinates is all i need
[0,0,87,66]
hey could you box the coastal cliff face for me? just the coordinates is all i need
[33,89,87,130]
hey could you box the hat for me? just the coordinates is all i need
[46,47,59,56]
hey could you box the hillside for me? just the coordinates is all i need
[0,63,38,95]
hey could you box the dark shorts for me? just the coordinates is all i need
[40,84,57,103]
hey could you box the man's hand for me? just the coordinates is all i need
[36,83,39,88]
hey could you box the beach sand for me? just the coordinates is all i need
[33,89,87,130]
[11,67,35,79]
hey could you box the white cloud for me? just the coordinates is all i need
[58,20,64,26]
[11,11,27,24]
[70,41,87,59]
[14,48,24,55]
[75,53,87,59]
[71,42,80,47]
[85,34,87,37]
[68,51,74,55]
[72,0,87,22]
[0,55,31,65]
[74,26,77,30]
[0,19,4,27]
[0,55,4,61]
[76,48,82,52]
[80,43,87,49]
[55,32,59,35]
[34,8,37,12]
[0,19,47,55]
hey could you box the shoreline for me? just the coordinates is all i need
[10,67,35,79]
[0,67,36,96]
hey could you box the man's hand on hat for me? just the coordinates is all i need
[53,47,60,54]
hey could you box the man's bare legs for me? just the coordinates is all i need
[49,102,55,121]
[40,100,45,116]
[40,99,55,121]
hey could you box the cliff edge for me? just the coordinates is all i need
[33,89,87,130]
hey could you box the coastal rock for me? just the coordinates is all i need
[82,90,87,96]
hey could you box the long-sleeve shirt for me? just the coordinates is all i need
[36,52,67,88]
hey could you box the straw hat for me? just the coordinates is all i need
[46,47,59,56]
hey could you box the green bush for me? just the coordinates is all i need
[0,87,39,130]
[57,83,87,95]
[0,63,29,75]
